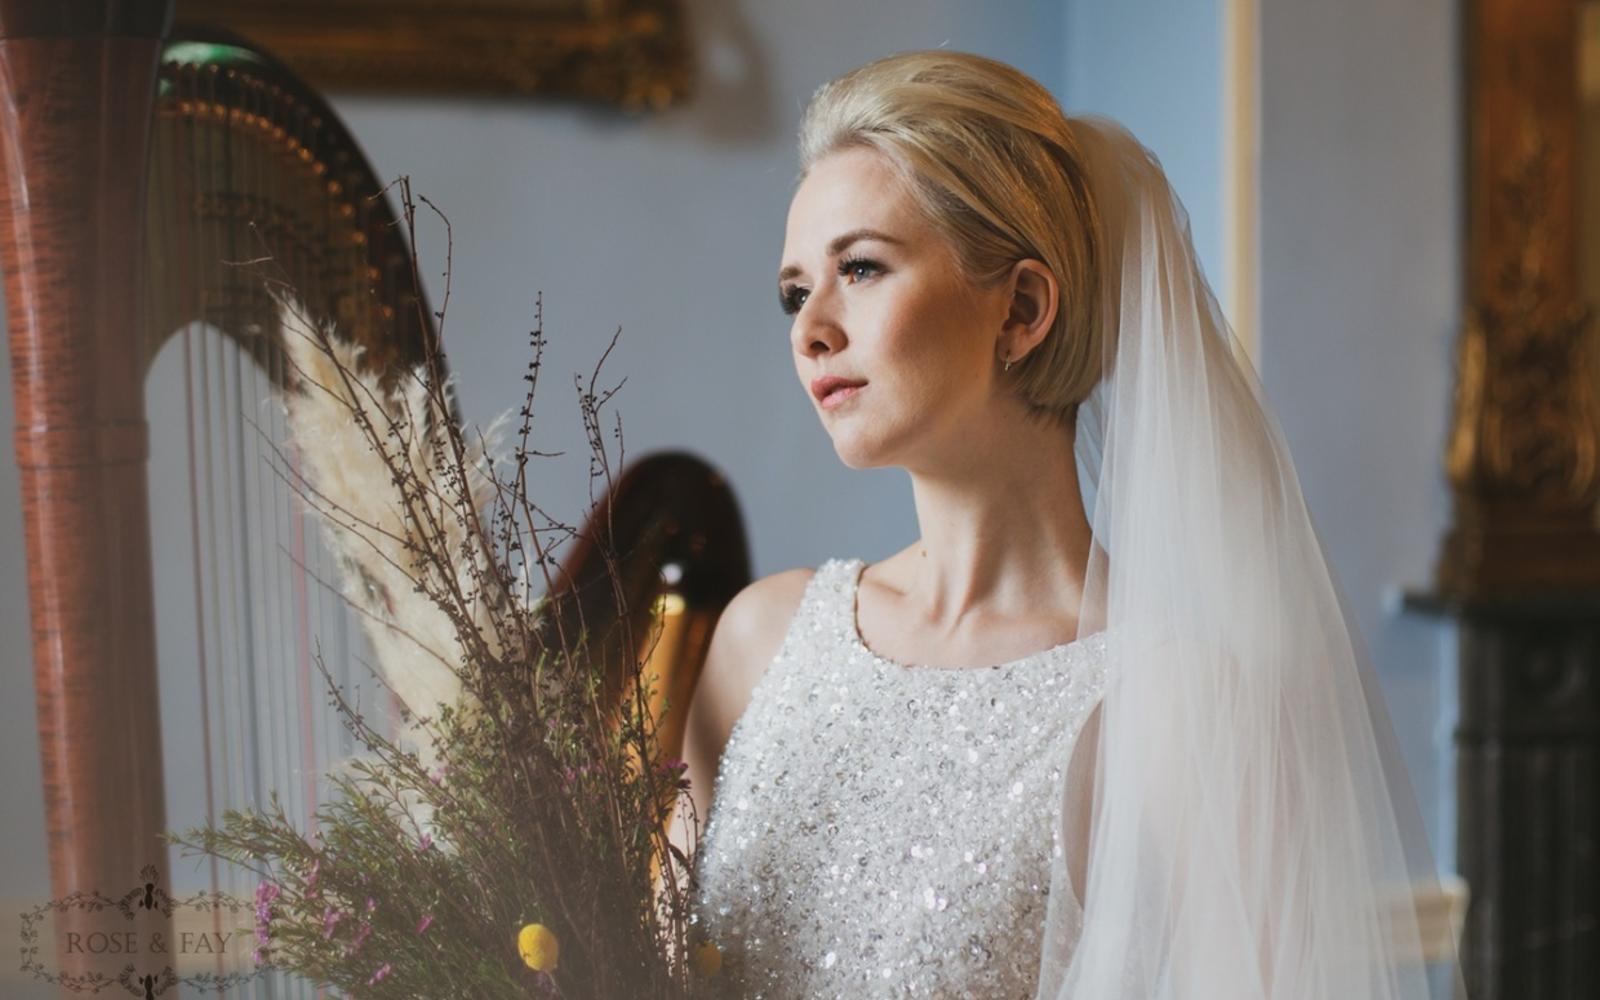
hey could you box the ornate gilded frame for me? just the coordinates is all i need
[173,0,693,110]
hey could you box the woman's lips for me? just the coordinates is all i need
[811,375,867,408]
[819,384,863,410]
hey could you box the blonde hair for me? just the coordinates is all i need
[797,50,1103,426]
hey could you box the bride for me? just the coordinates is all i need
[671,49,1464,1000]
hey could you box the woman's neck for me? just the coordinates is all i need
[883,412,1094,636]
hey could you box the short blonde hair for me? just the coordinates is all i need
[797,50,1103,426]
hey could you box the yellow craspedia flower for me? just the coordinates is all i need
[690,939,722,977]
[517,922,560,972]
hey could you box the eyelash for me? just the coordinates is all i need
[779,255,883,316]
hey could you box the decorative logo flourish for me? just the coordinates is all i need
[18,864,263,996]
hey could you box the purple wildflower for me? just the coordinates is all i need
[253,880,281,926]
[344,920,373,956]
[416,913,434,935]
[367,962,392,985]
[253,880,280,958]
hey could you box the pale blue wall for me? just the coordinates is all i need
[1258,0,1460,869]
[1062,0,1461,870]
[1062,0,1227,299]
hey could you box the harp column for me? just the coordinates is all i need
[0,0,174,918]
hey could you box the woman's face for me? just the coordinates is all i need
[778,147,1013,470]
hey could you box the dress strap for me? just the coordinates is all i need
[815,556,864,640]
[768,557,860,668]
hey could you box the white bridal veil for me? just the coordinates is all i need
[1035,116,1466,999]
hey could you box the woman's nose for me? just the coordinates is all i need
[791,286,843,358]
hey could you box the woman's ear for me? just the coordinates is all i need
[1002,259,1060,361]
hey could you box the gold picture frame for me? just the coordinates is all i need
[174,0,693,110]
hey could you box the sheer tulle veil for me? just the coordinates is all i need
[1036,115,1468,999]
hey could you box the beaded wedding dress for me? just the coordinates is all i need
[682,108,1463,999]
[689,556,1112,999]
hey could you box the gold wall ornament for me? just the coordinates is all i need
[1432,0,1600,597]
[1407,12,1600,997]
[173,0,694,110]
[1446,130,1600,507]
[1437,299,1600,594]
[1446,304,1599,503]
[1417,255,1600,994]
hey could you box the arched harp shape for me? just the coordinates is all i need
[0,5,746,985]
[145,28,438,396]
[547,451,753,890]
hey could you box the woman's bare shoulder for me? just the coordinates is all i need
[702,566,816,700]
[675,567,815,842]
[671,566,818,857]
[699,568,813,728]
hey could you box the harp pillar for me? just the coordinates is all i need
[0,0,176,964]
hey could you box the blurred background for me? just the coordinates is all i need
[2,0,1593,997]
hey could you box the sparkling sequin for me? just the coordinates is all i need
[689,557,1111,999]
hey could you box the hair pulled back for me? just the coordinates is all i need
[798,50,1104,424]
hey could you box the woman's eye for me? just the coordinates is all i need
[779,286,809,316]
[779,258,882,316]
[839,257,882,282]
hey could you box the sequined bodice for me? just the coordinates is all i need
[688,557,1111,999]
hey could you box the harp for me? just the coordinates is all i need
[0,2,747,987]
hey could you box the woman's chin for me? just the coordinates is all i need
[830,437,895,470]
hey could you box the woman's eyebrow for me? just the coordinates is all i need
[777,228,903,282]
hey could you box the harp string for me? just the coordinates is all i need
[197,60,245,881]
[145,47,407,994]
[160,57,225,908]
[236,62,277,836]
[274,61,322,841]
